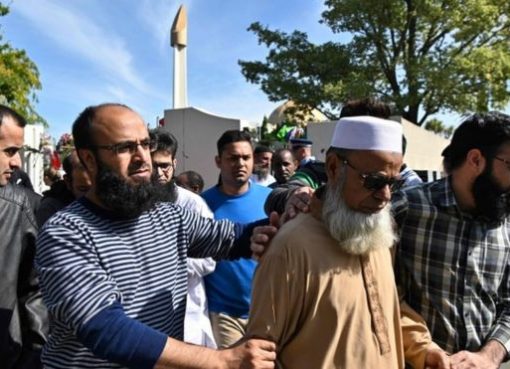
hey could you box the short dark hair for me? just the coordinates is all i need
[72,103,131,150]
[178,170,205,193]
[339,98,391,119]
[442,112,510,172]
[149,128,178,157]
[217,130,252,155]
[0,105,26,128]
[254,145,273,155]
[62,153,74,178]
[273,148,294,160]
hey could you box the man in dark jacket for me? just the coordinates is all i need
[0,105,48,369]
[36,150,91,227]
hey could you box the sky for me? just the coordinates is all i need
[3,0,336,140]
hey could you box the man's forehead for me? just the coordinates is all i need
[92,106,148,139]
[0,116,24,145]
[152,150,174,162]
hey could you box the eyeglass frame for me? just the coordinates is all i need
[340,157,404,192]
[89,138,156,155]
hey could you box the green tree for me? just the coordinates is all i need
[0,3,45,125]
[424,118,454,139]
[239,0,510,125]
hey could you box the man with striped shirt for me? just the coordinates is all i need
[35,103,275,369]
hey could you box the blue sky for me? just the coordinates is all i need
[3,0,335,140]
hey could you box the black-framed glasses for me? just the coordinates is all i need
[494,156,510,170]
[342,158,403,192]
[91,138,156,155]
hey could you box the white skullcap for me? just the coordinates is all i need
[331,116,402,153]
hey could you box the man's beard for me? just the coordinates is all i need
[95,160,173,218]
[472,165,510,224]
[151,170,178,203]
[321,179,397,255]
[253,164,270,179]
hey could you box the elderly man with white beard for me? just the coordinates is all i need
[245,116,448,369]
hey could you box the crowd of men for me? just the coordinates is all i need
[1,99,510,369]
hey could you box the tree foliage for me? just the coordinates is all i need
[424,118,454,138]
[0,3,45,125]
[239,0,510,125]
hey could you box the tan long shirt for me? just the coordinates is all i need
[246,213,433,369]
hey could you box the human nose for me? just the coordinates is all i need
[9,152,21,169]
[133,143,150,162]
[372,184,392,202]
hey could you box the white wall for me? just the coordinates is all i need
[22,124,46,194]
[162,107,241,189]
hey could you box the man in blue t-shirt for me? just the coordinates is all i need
[203,130,271,348]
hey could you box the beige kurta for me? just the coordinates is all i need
[247,213,433,369]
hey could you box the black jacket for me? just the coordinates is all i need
[0,184,48,369]
[36,180,74,228]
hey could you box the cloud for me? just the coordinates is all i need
[11,0,151,94]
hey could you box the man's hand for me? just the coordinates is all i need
[424,348,450,369]
[251,212,280,260]
[219,338,276,369]
[450,340,506,369]
[283,186,314,220]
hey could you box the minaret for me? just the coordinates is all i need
[171,5,188,108]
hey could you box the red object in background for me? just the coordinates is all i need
[159,117,165,127]
[51,151,61,170]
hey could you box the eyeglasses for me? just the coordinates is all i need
[91,138,156,155]
[342,158,403,192]
[494,156,510,170]
[153,162,174,173]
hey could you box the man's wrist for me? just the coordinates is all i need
[481,339,507,365]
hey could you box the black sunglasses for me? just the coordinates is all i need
[91,138,156,155]
[342,159,403,192]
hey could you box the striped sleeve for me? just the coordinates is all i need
[181,207,237,260]
[35,219,121,331]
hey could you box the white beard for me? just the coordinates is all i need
[321,180,398,255]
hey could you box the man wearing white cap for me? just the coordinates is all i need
[246,116,448,368]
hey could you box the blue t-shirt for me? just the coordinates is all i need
[202,183,271,318]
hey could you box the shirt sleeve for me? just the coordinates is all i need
[485,260,510,357]
[77,302,167,369]
[400,300,437,369]
[391,190,409,231]
[245,242,304,351]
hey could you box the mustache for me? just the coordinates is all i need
[128,162,151,174]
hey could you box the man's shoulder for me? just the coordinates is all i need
[250,183,272,196]
[392,177,449,217]
[399,177,446,200]
[201,185,219,199]
[176,186,213,218]
[267,213,324,256]
[0,184,33,210]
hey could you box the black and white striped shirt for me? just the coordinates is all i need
[35,198,236,368]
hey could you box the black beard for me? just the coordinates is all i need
[95,160,165,218]
[150,171,178,203]
[472,167,510,224]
